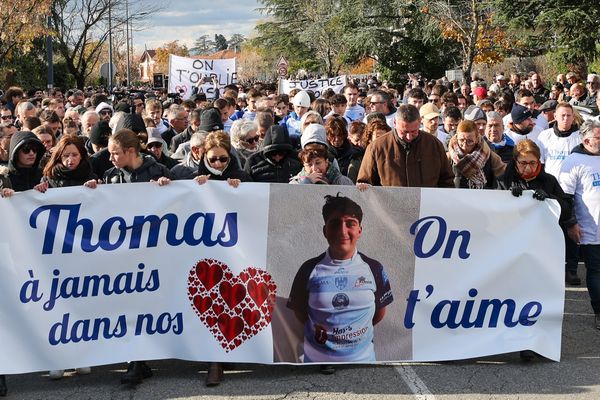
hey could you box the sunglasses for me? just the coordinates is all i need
[20,144,38,154]
[147,142,163,149]
[99,110,113,116]
[243,136,260,144]
[0,115,13,120]
[208,156,229,164]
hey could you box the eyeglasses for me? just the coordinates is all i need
[0,115,13,120]
[428,98,440,103]
[370,101,385,105]
[243,136,260,144]
[457,138,476,145]
[20,144,38,154]
[147,142,163,149]
[516,160,539,167]
[208,156,229,163]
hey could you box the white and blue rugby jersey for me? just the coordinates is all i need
[287,250,393,362]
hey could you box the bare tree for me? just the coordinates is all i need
[50,0,162,88]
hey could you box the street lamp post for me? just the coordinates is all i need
[108,0,114,91]
[125,0,131,87]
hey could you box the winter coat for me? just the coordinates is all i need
[357,130,454,187]
[244,125,302,183]
[103,154,172,184]
[42,160,97,188]
[7,131,45,192]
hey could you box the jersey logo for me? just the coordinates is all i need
[332,293,350,310]
[335,276,348,290]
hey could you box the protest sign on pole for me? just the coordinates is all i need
[168,54,237,99]
[278,76,348,98]
[0,182,564,373]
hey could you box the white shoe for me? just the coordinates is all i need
[75,367,91,375]
[49,370,65,380]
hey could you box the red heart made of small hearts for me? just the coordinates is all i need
[188,258,277,352]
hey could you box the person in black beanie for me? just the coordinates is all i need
[7,131,45,191]
[88,120,113,178]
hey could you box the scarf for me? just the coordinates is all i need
[448,136,490,189]
[50,160,93,184]
[519,161,542,181]
[203,156,229,176]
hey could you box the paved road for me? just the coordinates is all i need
[4,268,600,400]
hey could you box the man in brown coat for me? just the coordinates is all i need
[357,104,454,187]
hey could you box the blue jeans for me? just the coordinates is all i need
[581,245,600,313]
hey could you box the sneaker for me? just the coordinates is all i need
[120,361,152,385]
[49,370,65,380]
[595,314,600,330]
[319,364,336,375]
[566,271,581,285]
[75,367,91,375]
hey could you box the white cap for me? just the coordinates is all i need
[293,91,311,108]
[95,102,113,114]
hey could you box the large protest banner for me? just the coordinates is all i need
[0,182,564,373]
[278,76,347,98]
[168,54,237,99]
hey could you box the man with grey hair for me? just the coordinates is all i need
[559,119,600,328]
[485,111,514,163]
[357,104,454,187]
[15,101,36,129]
[170,131,207,180]
[162,104,189,151]
[80,110,99,137]
[587,74,600,106]
[171,108,201,152]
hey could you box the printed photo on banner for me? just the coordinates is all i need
[267,184,418,362]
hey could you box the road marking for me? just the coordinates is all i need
[394,364,436,400]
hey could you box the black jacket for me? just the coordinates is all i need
[170,126,195,153]
[244,125,302,183]
[198,155,252,182]
[7,131,46,192]
[103,154,172,184]
[42,160,97,188]
[332,139,363,183]
[90,148,114,179]
[500,160,573,225]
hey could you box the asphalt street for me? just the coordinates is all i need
[4,265,600,400]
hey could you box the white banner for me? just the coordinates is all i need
[0,182,564,373]
[168,55,237,99]
[278,76,348,98]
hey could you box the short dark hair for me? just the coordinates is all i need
[322,194,363,224]
[444,106,462,121]
[395,104,420,123]
[407,88,427,101]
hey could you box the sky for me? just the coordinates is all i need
[132,0,264,53]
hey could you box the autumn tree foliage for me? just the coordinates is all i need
[0,0,52,62]
[419,0,513,79]
[154,41,190,74]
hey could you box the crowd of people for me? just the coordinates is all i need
[1,68,600,395]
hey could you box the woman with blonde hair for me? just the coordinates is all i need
[447,120,505,189]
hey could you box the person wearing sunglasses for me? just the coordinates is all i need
[0,123,17,166]
[7,131,46,191]
[447,120,506,189]
[230,119,260,168]
[193,130,251,387]
[244,125,302,183]
[195,130,251,189]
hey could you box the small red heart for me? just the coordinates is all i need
[212,304,224,315]
[219,281,246,309]
[195,260,223,290]
[193,295,212,313]
[189,287,198,296]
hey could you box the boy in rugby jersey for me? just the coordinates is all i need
[287,194,393,363]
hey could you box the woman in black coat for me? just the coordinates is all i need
[193,130,251,386]
[34,135,97,193]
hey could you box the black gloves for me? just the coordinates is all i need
[533,189,549,201]
[511,186,523,197]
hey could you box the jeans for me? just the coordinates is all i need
[563,225,580,274]
[580,245,600,313]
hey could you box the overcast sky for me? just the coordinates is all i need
[133,0,264,53]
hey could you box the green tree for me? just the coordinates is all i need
[191,34,214,55]
[227,33,246,52]
[214,34,228,52]
[495,0,600,74]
